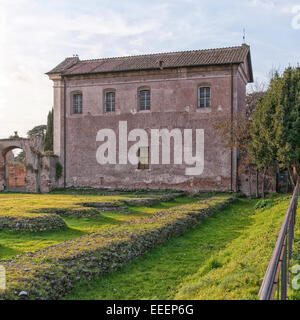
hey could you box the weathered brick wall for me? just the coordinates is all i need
[6,163,26,188]
[50,63,253,193]
[65,111,232,192]
[5,151,26,189]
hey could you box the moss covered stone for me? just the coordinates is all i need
[0,214,66,232]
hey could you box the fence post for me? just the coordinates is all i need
[281,237,287,300]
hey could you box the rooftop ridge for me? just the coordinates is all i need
[79,44,249,63]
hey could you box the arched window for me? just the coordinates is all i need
[198,87,211,108]
[138,88,150,111]
[104,91,116,112]
[71,92,83,114]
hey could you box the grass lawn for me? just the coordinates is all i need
[0,192,196,261]
[290,211,300,300]
[64,194,294,300]
[1,191,297,300]
[1,192,234,299]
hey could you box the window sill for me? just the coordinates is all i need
[196,107,212,113]
[103,111,116,115]
[70,113,83,117]
[138,110,151,113]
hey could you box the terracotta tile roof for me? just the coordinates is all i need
[47,45,252,79]
[48,57,80,74]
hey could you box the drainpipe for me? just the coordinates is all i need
[63,76,67,188]
[230,64,234,192]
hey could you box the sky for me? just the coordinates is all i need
[0,0,300,138]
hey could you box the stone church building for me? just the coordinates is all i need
[47,44,254,193]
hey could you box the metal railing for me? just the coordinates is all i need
[259,181,299,300]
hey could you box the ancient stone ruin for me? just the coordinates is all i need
[0,136,58,193]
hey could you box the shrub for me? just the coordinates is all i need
[0,214,66,232]
[36,207,104,218]
[254,199,275,210]
[43,151,55,156]
[56,162,63,180]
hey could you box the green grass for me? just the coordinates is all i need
[290,207,300,300]
[0,193,195,261]
[0,193,146,218]
[64,194,292,300]
[1,191,296,300]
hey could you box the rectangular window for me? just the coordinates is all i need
[105,92,115,112]
[138,147,150,169]
[198,87,211,108]
[73,94,82,114]
[139,90,150,111]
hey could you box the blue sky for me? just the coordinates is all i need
[0,0,300,138]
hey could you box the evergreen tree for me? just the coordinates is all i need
[250,75,280,197]
[44,109,53,152]
[275,67,300,183]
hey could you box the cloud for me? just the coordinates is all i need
[250,0,300,14]
[291,5,300,29]
[0,0,165,138]
[251,0,275,9]
[0,0,299,139]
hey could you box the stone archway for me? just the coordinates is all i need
[0,137,43,192]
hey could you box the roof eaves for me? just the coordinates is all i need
[61,61,243,77]
[46,57,80,75]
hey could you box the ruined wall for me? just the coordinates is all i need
[40,155,59,193]
[239,168,277,196]
[0,137,51,193]
[6,163,26,188]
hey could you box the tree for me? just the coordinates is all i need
[214,91,266,197]
[27,125,47,139]
[44,109,53,152]
[249,75,280,197]
[214,112,252,170]
[274,67,300,184]
[246,91,267,117]
[15,151,26,164]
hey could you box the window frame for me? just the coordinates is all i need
[198,87,211,109]
[138,146,150,170]
[71,91,83,114]
[103,89,116,113]
[138,88,151,111]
